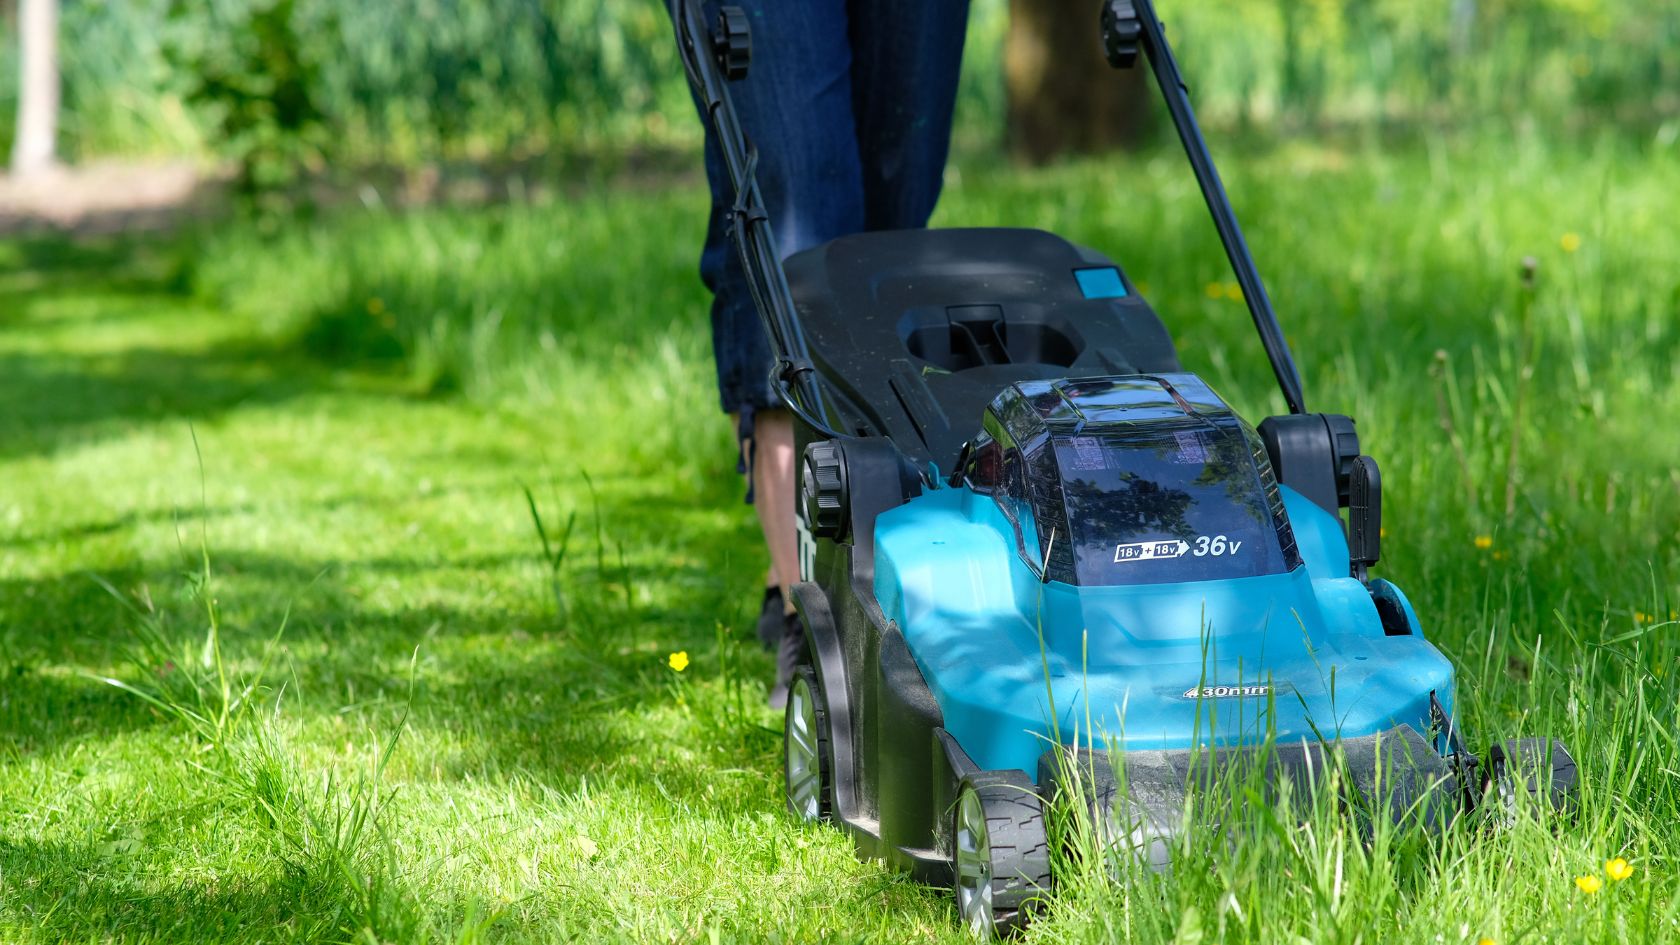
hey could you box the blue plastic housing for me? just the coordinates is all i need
[874,482,1452,777]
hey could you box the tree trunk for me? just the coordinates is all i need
[1004,0,1155,165]
[12,0,60,176]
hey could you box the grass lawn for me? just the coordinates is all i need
[2,132,1678,943]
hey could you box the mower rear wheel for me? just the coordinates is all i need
[1485,738,1578,821]
[784,667,832,822]
[952,773,1051,939]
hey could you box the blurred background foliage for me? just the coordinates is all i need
[2,0,1678,175]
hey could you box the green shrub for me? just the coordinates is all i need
[7,0,1679,167]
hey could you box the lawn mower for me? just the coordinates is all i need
[676,0,1578,935]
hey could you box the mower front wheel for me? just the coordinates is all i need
[952,773,1052,939]
[784,667,832,822]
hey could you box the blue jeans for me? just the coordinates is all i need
[674,0,970,415]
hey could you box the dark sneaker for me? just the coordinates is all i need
[755,586,785,651]
[767,611,805,710]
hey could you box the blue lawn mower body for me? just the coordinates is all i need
[677,0,1577,935]
[874,384,1452,778]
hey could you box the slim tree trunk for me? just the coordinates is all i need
[12,0,60,176]
[1004,0,1155,165]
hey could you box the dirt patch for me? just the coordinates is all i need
[0,160,229,237]
[0,149,703,239]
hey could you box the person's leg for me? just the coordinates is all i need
[741,408,798,604]
[846,0,971,230]
[670,0,865,702]
[687,0,865,389]
[751,410,802,708]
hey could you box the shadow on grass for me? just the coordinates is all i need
[0,474,530,551]
[0,832,474,944]
[0,232,195,302]
[0,668,168,758]
[0,516,768,792]
[0,230,429,462]
[0,342,323,459]
[0,564,771,941]
[0,836,307,942]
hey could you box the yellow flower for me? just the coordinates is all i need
[1636,611,1652,624]
[1474,535,1494,550]
[1576,874,1603,894]
[1223,282,1244,301]
[1204,281,1224,299]
[667,650,690,672]
[1606,857,1634,881]
[1478,938,1496,945]
[1492,550,1508,561]
[366,296,386,315]
[1561,232,1582,253]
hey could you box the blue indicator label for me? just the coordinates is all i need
[1074,266,1128,299]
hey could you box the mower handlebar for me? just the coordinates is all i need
[1104,0,1310,415]
[674,0,841,436]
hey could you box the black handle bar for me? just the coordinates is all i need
[1106,0,1308,414]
